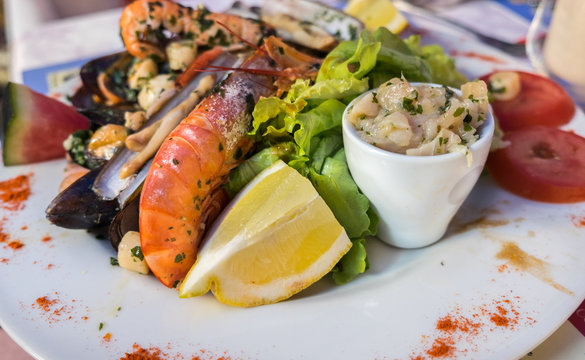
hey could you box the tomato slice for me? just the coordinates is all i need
[486,126,585,203]
[480,71,575,131]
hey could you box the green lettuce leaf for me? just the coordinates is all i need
[309,132,343,173]
[309,152,376,284]
[250,96,306,139]
[294,99,346,155]
[251,78,368,150]
[309,154,371,239]
[317,27,432,85]
[331,238,369,284]
[404,35,468,87]
[225,142,301,198]
[287,77,369,104]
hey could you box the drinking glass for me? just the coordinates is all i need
[527,0,585,108]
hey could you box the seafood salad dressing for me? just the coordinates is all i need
[346,78,489,158]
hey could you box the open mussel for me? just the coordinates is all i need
[228,0,365,52]
[46,166,120,229]
[79,52,136,105]
[71,51,143,112]
[79,52,127,97]
[108,195,140,251]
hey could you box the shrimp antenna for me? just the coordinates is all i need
[207,65,287,77]
[215,20,267,54]
[191,65,288,77]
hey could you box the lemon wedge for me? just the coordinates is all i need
[345,0,409,33]
[179,160,352,307]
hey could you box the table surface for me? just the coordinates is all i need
[3,1,585,359]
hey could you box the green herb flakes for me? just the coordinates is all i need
[131,246,144,261]
[175,252,186,263]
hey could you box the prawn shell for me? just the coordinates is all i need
[139,49,278,287]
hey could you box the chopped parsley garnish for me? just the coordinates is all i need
[196,7,214,32]
[131,246,144,261]
[402,97,423,115]
[174,252,186,263]
[453,107,465,117]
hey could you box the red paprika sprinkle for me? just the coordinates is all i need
[0,218,8,243]
[0,174,32,211]
[36,296,57,312]
[42,235,52,242]
[410,295,531,359]
[450,50,507,64]
[426,339,454,358]
[571,214,585,227]
[436,317,457,332]
[490,313,509,327]
[7,240,24,250]
[120,343,164,360]
[102,333,112,343]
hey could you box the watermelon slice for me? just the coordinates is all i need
[1,82,89,166]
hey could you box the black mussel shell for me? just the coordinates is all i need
[69,85,98,110]
[46,167,120,229]
[79,107,132,128]
[64,130,104,170]
[79,52,135,103]
[80,52,126,96]
[109,195,140,250]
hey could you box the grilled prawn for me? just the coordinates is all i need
[120,0,265,60]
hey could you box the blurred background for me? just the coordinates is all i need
[0,0,129,100]
[0,0,7,99]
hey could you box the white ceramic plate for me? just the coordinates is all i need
[2,4,585,360]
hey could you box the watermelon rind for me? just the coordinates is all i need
[0,82,89,166]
